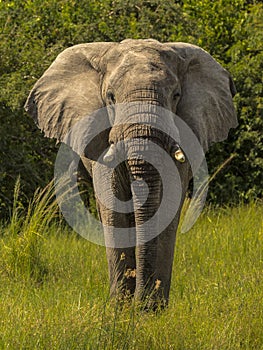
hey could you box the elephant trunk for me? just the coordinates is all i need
[128,155,161,303]
[124,123,167,306]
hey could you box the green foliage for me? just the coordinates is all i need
[0,0,262,217]
[0,200,262,348]
[206,3,263,203]
[0,104,57,217]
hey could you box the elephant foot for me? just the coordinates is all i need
[135,281,169,312]
[136,295,168,313]
[109,269,136,302]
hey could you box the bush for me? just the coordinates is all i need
[0,0,262,218]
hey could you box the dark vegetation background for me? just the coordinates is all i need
[0,0,262,219]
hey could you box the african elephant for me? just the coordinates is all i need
[25,39,237,308]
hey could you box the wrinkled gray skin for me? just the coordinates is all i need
[25,39,237,308]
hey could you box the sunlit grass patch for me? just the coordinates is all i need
[0,179,57,282]
[0,181,262,349]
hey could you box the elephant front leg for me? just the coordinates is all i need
[156,165,190,305]
[98,207,136,299]
[106,245,136,299]
[155,218,179,304]
[94,163,136,300]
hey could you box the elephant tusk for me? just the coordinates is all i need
[103,144,116,163]
[174,148,186,163]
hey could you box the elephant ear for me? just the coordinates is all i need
[24,42,116,158]
[166,43,238,152]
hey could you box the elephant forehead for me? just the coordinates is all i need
[106,41,174,70]
[106,52,177,89]
[119,39,169,55]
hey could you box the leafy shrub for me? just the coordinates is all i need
[0,0,262,218]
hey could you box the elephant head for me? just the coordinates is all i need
[25,39,237,308]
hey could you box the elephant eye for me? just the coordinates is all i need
[106,91,116,105]
[173,91,181,100]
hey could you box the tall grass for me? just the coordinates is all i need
[1,179,57,282]
[0,182,262,349]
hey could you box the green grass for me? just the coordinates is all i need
[0,184,262,349]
